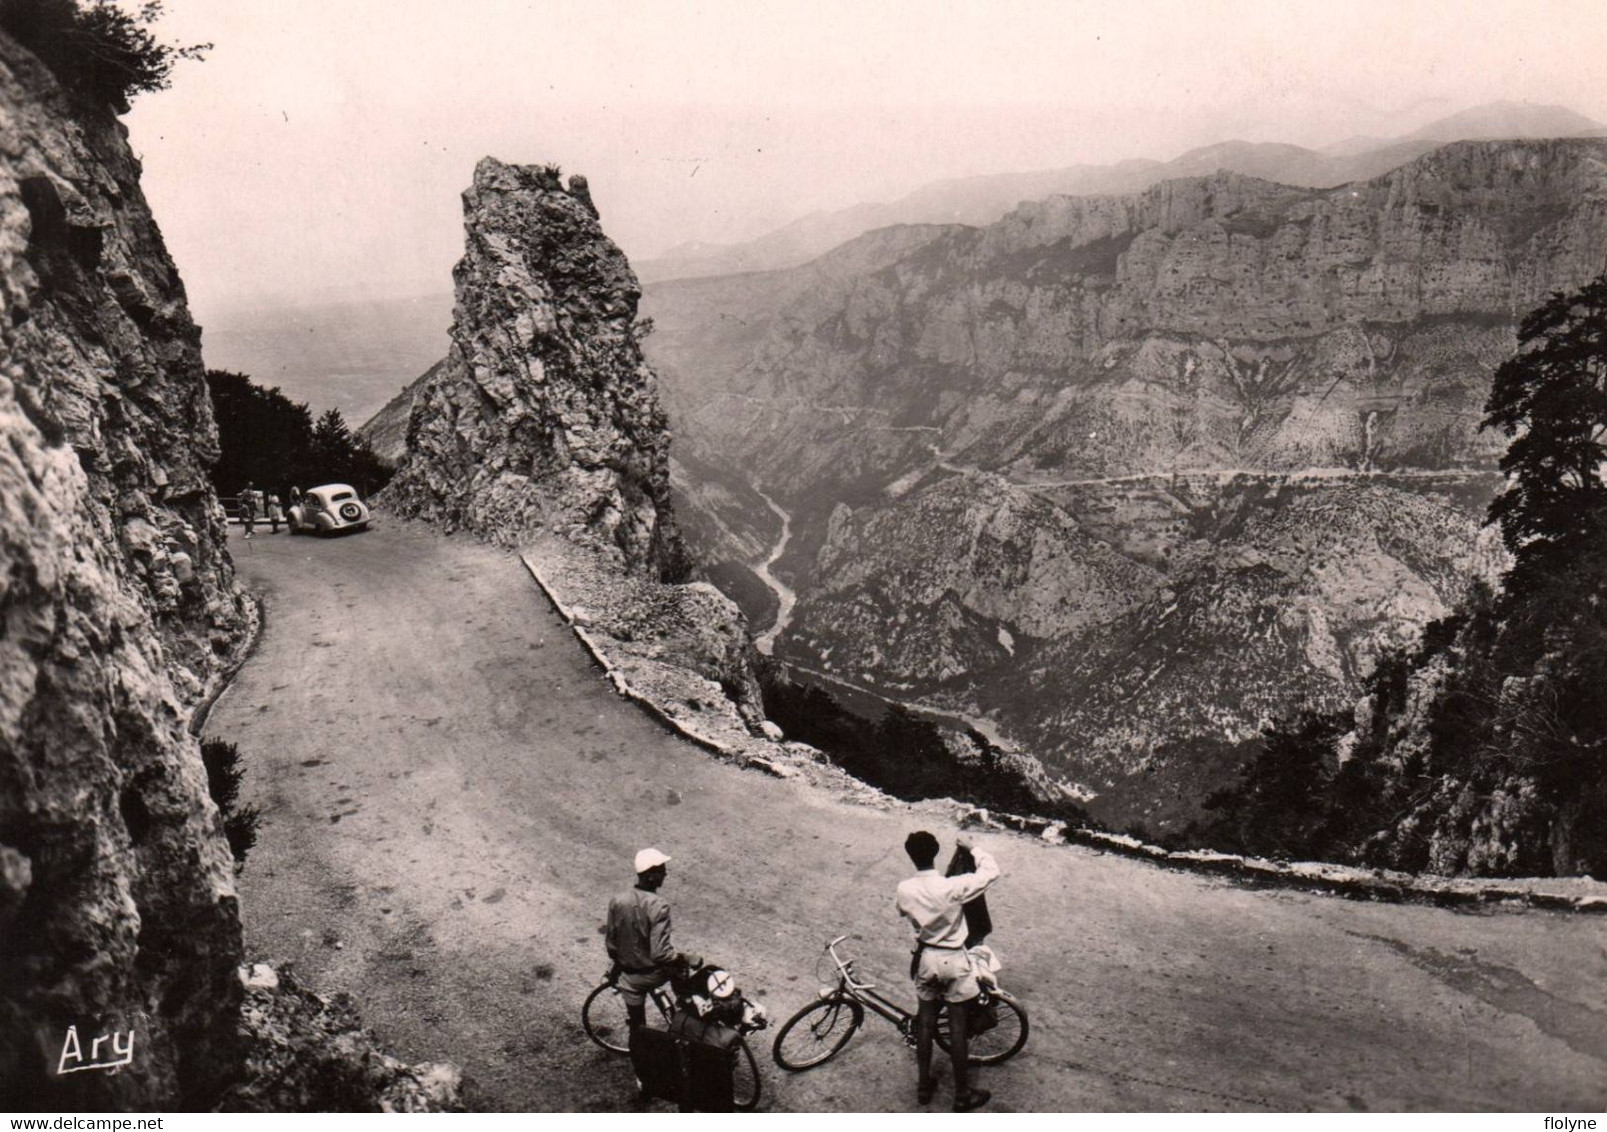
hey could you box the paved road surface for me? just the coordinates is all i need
[210,520,1607,1112]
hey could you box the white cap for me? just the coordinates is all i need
[634,847,671,873]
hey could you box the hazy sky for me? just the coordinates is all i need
[125,0,1607,319]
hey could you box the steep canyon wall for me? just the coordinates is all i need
[1,32,250,1108]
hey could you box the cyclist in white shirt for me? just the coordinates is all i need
[895,830,1000,1111]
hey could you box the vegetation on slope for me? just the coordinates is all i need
[0,0,207,112]
[1198,274,1607,876]
[206,370,393,500]
[200,738,260,869]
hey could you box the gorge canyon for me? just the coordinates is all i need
[638,138,1607,831]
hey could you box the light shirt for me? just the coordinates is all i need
[605,885,675,972]
[895,847,1000,948]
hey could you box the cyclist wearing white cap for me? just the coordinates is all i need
[605,848,696,1033]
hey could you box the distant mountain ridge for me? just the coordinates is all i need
[638,136,1607,830]
[651,138,1607,487]
[636,101,1604,283]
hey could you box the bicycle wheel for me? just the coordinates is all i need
[732,1037,762,1110]
[581,982,634,1054]
[936,991,1029,1065]
[772,997,864,1071]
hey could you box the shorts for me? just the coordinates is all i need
[914,948,979,1004]
[616,968,670,1008]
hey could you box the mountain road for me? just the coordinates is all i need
[209,519,1607,1112]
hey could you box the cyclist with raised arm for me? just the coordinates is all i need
[605,847,699,1035]
[895,830,1000,1111]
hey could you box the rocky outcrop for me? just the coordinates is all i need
[0,31,250,1108]
[378,158,776,737]
[380,158,686,580]
[218,965,464,1113]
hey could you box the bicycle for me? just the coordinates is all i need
[582,973,762,1110]
[771,935,1028,1072]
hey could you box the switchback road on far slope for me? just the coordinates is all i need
[210,519,1607,1112]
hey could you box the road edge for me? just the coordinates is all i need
[517,551,1607,916]
[190,590,266,738]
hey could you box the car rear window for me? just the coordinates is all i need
[331,491,356,502]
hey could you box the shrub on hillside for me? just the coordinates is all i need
[201,737,261,869]
[0,0,208,112]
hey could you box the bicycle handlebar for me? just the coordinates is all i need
[825,935,878,990]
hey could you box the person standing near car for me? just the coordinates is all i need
[896,830,1000,1112]
[605,848,696,1033]
[266,491,284,534]
[238,483,258,539]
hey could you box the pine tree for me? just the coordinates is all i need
[312,408,353,463]
[205,372,392,498]
[1482,273,1607,595]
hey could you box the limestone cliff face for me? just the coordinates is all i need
[650,141,1607,496]
[640,142,1606,827]
[979,481,1507,827]
[786,472,1161,685]
[0,32,250,1108]
[381,159,686,580]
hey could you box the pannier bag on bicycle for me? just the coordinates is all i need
[968,945,1002,1033]
[629,1026,692,1108]
[630,1009,742,1111]
[628,960,768,1111]
[674,1011,745,1111]
[969,993,1000,1035]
